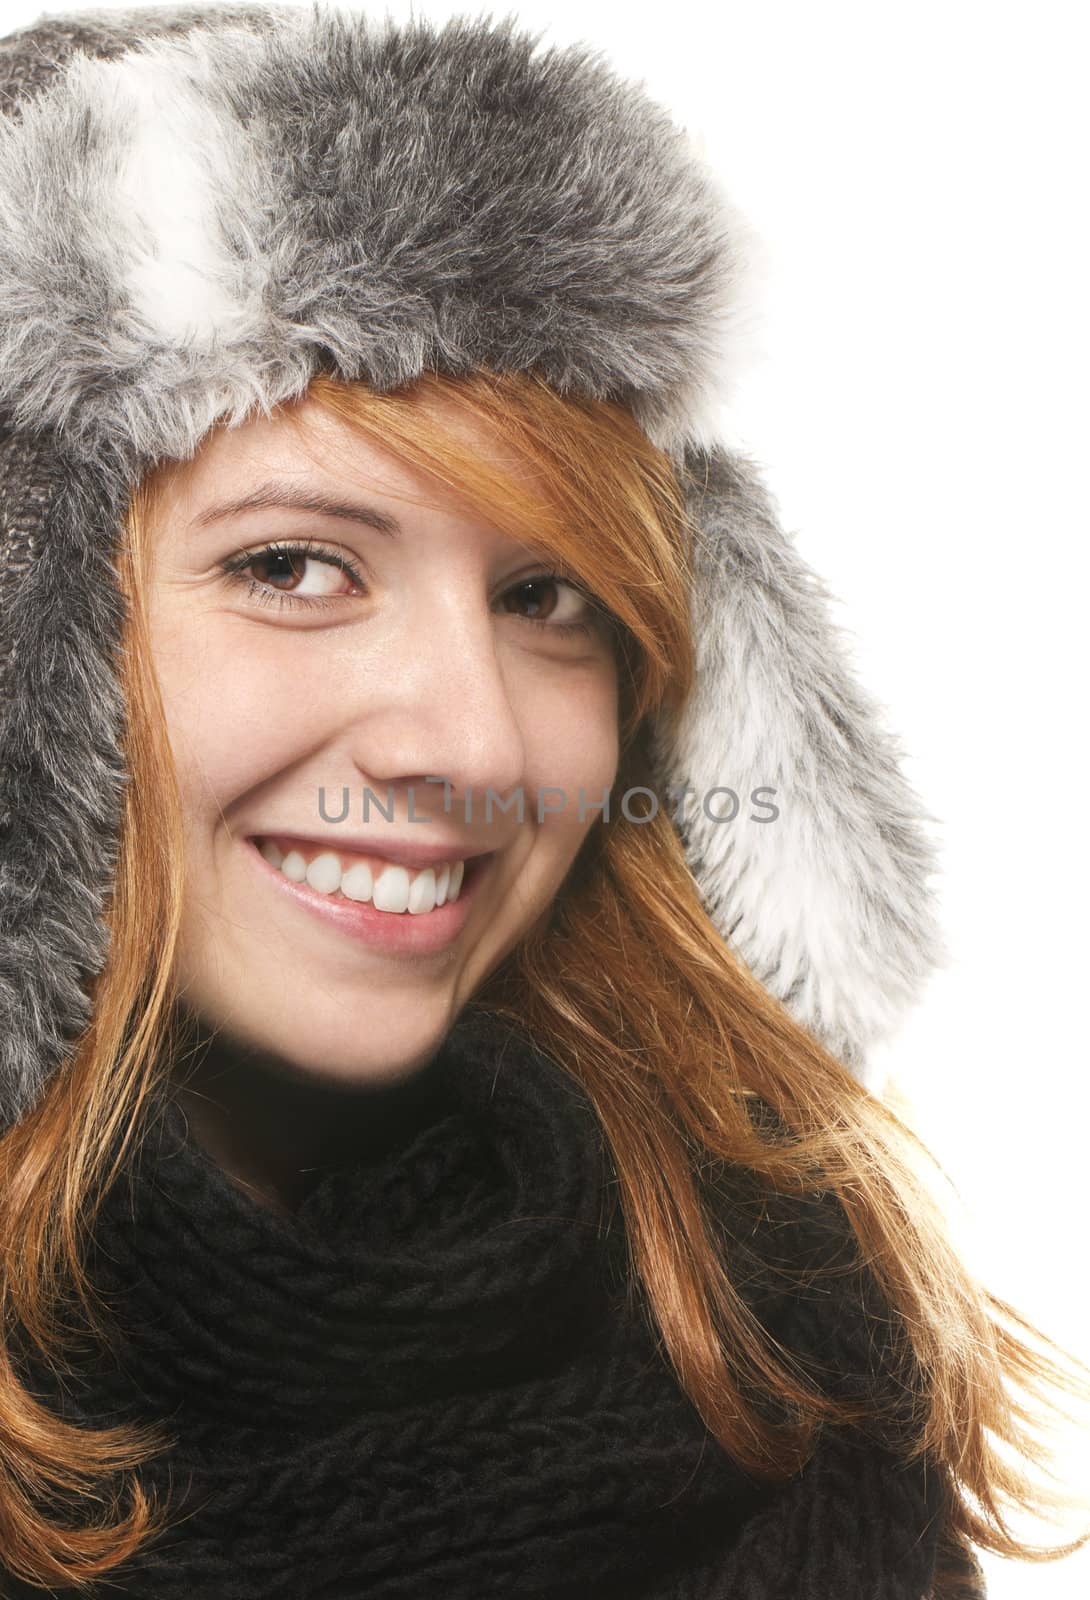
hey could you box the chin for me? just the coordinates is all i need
[176,982,458,1088]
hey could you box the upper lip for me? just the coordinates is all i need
[247,832,496,870]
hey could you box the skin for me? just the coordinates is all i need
[145,393,620,1211]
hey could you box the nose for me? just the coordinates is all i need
[339,588,528,828]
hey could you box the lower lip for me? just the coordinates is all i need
[244,838,493,955]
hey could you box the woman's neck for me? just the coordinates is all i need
[169,1015,451,1214]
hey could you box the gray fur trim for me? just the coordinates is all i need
[0,3,755,474]
[0,3,291,121]
[0,431,132,1127]
[652,446,950,1081]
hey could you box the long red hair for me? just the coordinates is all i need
[1,367,1087,1590]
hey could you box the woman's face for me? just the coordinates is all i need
[146,394,620,1087]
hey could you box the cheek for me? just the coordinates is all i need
[149,609,332,810]
[519,665,620,843]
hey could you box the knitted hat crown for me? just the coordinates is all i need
[0,1,947,1128]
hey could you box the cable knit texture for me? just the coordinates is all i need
[5,1012,969,1598]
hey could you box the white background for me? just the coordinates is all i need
[4,1,1088,1592]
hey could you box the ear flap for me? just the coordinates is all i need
[649,443,949,1083]
[0,426,132,1131]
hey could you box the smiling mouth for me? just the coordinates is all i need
[248,835,492,915]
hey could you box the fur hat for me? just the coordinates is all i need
[0,1,947,1128]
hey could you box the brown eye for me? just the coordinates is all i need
[500,573,601,637]
[250,549,307,591]
[220,540,367,614]
[503,576,563,621]
[246,548,354,598]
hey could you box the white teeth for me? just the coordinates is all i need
[407,867,437,915]
[258,839,471,913]
[372,864,410,913]
[340,862,374,903]
[305,852,342,895]
[280,849,308,883]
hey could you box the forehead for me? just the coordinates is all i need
[168,400,409,505]
[147,386,549,548]
[155,389,513,519]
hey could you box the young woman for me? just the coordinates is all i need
[0,5,1086,1596]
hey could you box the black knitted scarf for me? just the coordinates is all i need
[8,1012,967,1599]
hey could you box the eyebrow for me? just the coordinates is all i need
[191,479,402,537]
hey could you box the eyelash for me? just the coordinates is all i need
[219,538,606,638]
